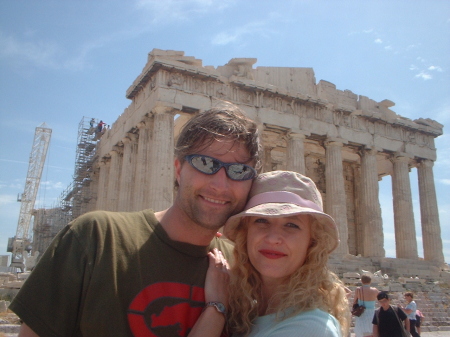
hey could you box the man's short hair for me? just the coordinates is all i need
[175,104,261,169]
[404,292,414,299]
[377,291,390,301]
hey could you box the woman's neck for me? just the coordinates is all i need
[260,282,281,315]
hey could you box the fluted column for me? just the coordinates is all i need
[325,140,349,255]
[147,107,175,211]
[134,118,152,211]
[106,147,123,211]
[96,157,110,210]
[417,159,444,264]
[353,165,364,255]
[360,148,384,257]
[118,133,138,211]
[286,133,306,174]
[263,146,273,173]
[86,165,99,213]
[391,155,418,259]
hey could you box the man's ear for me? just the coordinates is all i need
[174,157,182,185]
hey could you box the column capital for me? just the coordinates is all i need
[419,158,435,168]
[391,154,411,164]
[122,132,138,144]
[151,105,178,116]
[137,116,152,129]
[325,137,348,146]
[286,132,306,141]
[101,155,111,164]
[359,146,380,157]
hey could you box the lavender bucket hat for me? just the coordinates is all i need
[223,171,340,252]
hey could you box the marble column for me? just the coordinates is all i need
[286,133,306,175]
[96,157,110,211]
[263,146,273,173]
[417,159,445,264]
[147,107,175,212]
[134,118,152,211]
[353,165,364,255]
[391,155,418,259]
[360,148,385,257]
[86,166,99,213]
[118,133,138,211]
[106,147,123,212]
[325,140,349,255]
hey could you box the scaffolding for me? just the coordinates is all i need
[32,117,99,257]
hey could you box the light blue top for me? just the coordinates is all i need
[358,299,376,309]
[406,301,417,320]
[232,308,342,337]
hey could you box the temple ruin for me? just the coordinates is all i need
[33,48,447,276]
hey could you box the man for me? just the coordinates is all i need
[373,291,410,337]
[10,105,261,337]
[400,292,421,337]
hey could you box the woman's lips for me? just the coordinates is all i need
[259,249,287,259]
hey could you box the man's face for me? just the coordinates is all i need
[404,295,412,303]
[174,140,254,231]
[378,298,390,310]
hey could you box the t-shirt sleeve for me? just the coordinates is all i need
[9,222,92,336]
[398,307,408,320]
[372,310,378,325]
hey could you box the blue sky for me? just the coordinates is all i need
[1,0,449,264]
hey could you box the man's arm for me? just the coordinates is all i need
[405,318,410,333]
[372,324,379,337]
[18,323,39,337]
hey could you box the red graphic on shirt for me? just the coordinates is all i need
[127,282,204,337]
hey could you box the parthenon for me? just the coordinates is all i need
[37,49,446,270]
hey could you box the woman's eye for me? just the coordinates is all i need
[285,222,300,229]
[254,218,268,223]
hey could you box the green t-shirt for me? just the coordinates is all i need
[10,209,234,337]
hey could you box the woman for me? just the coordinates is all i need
[190,171,349,337]
[353,274,379,337]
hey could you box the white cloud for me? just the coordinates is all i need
[212,21,272,46]
[135,0,234,23]
[415,71,432,80]
[428,65,443,72]
[0,194,17,205]
[374,38,383,44]
[41,181,65,190]
[440,179,450,185]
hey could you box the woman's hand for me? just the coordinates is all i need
[205,248,230,306]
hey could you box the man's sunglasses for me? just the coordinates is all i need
[185,154,257,181]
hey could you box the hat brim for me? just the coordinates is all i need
[223,203,340,252]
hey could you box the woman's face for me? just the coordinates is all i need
[246,214,312,286]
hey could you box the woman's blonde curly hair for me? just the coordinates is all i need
[227,216,350,336]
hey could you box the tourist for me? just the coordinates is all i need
[372,291,410,337]
[353,274,379,337]
[400,292,420,337]
[10,104,261,337]
[193,171,350,337]
[415,309,424,334]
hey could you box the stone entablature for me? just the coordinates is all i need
[91,49,445,266]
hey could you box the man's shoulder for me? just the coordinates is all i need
[70,209,156,233]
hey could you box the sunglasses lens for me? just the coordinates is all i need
[187,155,256,181]
[227,164,255,181]
[190,155,220,174]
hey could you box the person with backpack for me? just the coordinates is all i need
[372,291,410,337]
